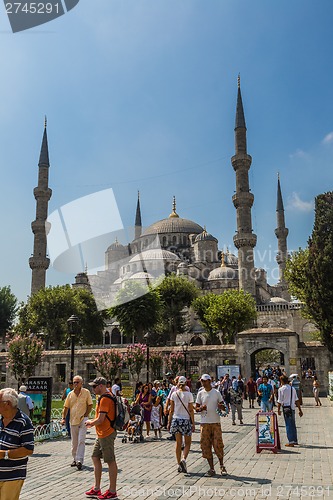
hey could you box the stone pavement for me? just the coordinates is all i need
[20,398,333,500]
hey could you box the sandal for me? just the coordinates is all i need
[205,469,216,477]
[220,466,228,476]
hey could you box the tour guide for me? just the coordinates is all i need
[0,388,34,500]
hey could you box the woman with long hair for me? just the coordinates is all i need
[135,384,152,436]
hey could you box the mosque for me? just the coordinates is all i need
[29,80,315,347]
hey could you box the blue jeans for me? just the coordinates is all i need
[260,400,272,412]
[284,409,298,444]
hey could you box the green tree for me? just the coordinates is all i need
[94,349,123,381]
[193,290,256,344]
[306,193,333,351]
[16,285,105,349]
[0,286,18,341]
[156,275,198,344]
[284,248,309,303]
[109,282,161,343]
[7,332,44,385]
[192,294,221,343]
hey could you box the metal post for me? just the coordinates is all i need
[67,315,79,382]
[146,345,150,384]
[70,334,75,382]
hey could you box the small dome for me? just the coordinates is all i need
[195,228,218,243]
[113,277,123,284]
[224,251,238,267]
[106,238,125,252]
[208,266,238,281]
[269,297,288,303]
[178,262,188,268]
[129,249,180,263]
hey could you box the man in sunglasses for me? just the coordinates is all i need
[85,377,119,500]
[61,375,93,471]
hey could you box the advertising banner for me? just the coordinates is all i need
[26,377,53,426]
[256,411,281,453]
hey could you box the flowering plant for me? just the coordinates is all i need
[7,332,44,384]
[149,350,163,379]
[125,343,147,380]
[94,349,123,381]
[164,351,185,376]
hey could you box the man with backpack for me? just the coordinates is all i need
[85,377,119,500]
[17,385,34,418]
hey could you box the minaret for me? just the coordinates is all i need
[275,174,289,283]
[231,76,257,298]
[29,118,52,295]
[135,191,142,240]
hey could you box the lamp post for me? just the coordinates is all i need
[143,332,150,384]
[67,315,80,382]
[182,341,189,377]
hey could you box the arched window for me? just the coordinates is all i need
[111,328,121,344]
[104,331,110,344]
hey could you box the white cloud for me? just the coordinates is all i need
[289,149,310,160]
[322,132,333,145]
[287,192,314,213]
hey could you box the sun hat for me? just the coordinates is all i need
[178,376,187,385]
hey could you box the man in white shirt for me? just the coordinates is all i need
[111,378,122,397]
[195,374,227,477]
[277,375,303,447]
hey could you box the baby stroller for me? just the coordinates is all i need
[122,403,144,443]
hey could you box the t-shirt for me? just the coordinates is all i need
[247,381,257,394]
[0,410,34,481]
[196,388,222,424]
[64,388,93,426]
[258,383,272,402]
[95,392,116,438]
[170,390,193,420]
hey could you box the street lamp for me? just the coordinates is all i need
[182,341,189,377]
[67,315,80,382]
[143,332,150,384]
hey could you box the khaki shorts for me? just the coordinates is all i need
[200,423,224,461]
[92,431,117,463]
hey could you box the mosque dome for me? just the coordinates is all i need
[142,196,203,236]
[129,249,180,263]
[106,238,125,252]
[208,251,238,281]
[195,228,218,243]
[128,271,155,281]
[224,250,238,267]
[269,297,288,303]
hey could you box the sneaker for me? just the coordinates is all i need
[178,464,183,473]
[97,491,118,500]
[240,421,243,425]
[85,487,102,497]
[70,460,77,467]
[77,461,83,470]
[180,459,187,473]
[232,421,236,425]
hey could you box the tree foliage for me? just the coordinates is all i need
[164,351,185,376]
[7,332,44,384]
[94,349,123,381]
[149,350,164,379]
[0,286,18,339]
[125,343,147,381]
[16,285,105,349]
[156,275,198,343]
[285,193,333,352]
[109,282,161,343]
[192,290,257,344]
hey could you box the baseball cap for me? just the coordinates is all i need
[200,374,211,381]
[178,376,186,385]
[19,385,27,392]
[89,377,107,387]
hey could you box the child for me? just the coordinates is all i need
[127,413,140,440]
[150,396,162,439]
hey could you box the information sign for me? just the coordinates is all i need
[26,376,53,426]
[256,411,281,453]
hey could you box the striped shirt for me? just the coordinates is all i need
[0,409,34,481]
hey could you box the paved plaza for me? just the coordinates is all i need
[20,398,333,500]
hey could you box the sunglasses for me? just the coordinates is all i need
[73,381,81,384]
[91,384,99,388]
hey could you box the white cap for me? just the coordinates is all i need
[200,374,211,381]
[178,376,187,385]
[19,385,27,392]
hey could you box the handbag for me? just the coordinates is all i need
[282,386,293,418]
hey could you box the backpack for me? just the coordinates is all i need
[18,393,30,417]
[98,393,130,431]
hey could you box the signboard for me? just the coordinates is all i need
[328,371,333,398]
[26,377,53,426]
[289,358,297,365]
[256,411,281,454]
[217,365,240,380]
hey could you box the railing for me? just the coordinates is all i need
[34,420,64,442]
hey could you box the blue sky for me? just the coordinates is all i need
[1,0,333,302]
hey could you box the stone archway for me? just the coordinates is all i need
[235,328,300,378]
[249,347,285,377]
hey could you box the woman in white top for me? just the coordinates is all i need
[167,376,195,474]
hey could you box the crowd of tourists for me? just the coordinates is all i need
[0,365,323,500]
